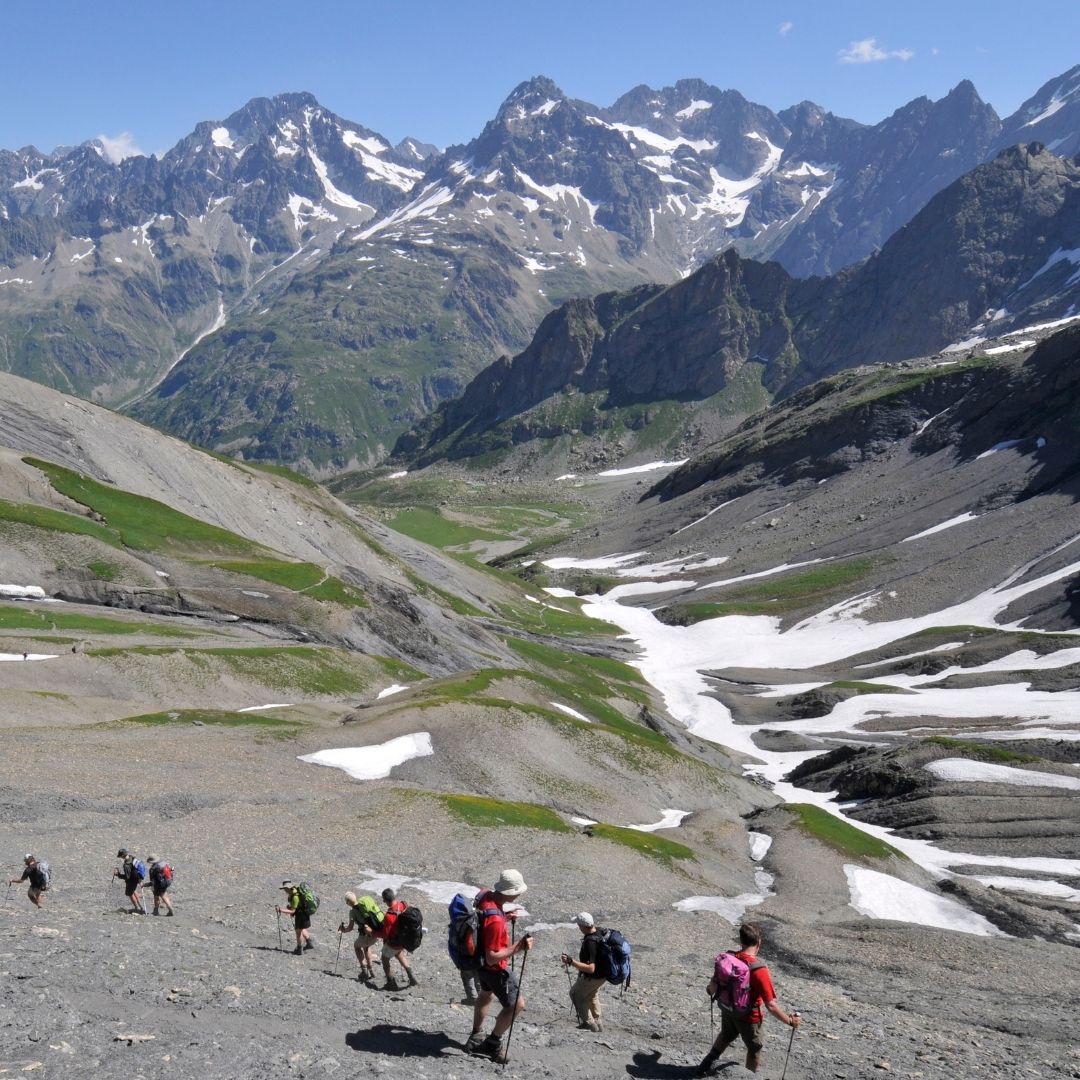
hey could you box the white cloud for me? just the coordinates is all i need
[838,37,914,64]
[779,21,794,36]
[96,132,146,163]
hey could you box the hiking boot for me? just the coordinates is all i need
[576,1020,601,1032]
[293,946,303,955]
[485,1036,508,1064]
[695,1054,718,1078]
[151,909,159,916]
[165,910,174,917]
[303,938,316,951]
[383,978,401,991]
[464,1030,488,1054]
[406,971,419,987]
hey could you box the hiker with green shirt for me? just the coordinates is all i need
[339,891,381,981]
[276,880,317,955]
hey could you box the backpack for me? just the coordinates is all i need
[447,893,495,970]
[296,882,319,915]
[151,862,173,889]
[387,904,423,952]
[131,859,147,883]
[354,895,384,933]
[713,952,765,1016]
[31,861,51,890]
[596,927,632,989]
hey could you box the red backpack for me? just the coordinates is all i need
[713,952,765,1016]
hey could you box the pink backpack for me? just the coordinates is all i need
[713,952,765,1016]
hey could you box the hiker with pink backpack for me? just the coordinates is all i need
[696,922,801,1076]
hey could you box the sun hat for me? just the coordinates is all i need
[493,869,528,898]
[345,891,357,906]
[280,880,294,890]
[24,854,34,863]
[147,854,160,864]
[575,912,595,928]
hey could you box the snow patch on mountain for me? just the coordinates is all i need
[211,127,234,150]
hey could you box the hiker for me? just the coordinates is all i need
[9,854,49,908]
[339,891,381,982]
[697,922,801,1076]
[561,912,605,1032]
[147,854,175,916]
[464,869,533,1064]
[276,880,317,955]
[114,849,147,914]
[376,887,418,989]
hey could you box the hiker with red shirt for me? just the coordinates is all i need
[376,887,417,990]
[464,869,532,1064]
[697,922,801,1076]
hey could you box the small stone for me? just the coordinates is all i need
[875,1063,892,1071]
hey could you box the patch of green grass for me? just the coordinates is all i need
[29,690,70,700]
[245,461,323,490]
[823,681,913,695]
[0,606,194,637]
[305,576,368,607]
[505,637,648,693]
[119,707,301,728]
[209,558,325,590]
[438,794,573,832]
[375,656,427,682]
[662,558,881,622]
[925,736,1041,764]
[87,644,374,695]
[26,458,262,556]
[495,598,618,637]
[88,560,122,582]
[590,823,695,867]
[787,803,905,860]
[0,496,121,547]
[388,507,503,549]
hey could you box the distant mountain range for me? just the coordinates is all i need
[2,66,1080,471]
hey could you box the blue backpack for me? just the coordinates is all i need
[131,859,147,883]
[447,893,495,971]
[597,927,632,989]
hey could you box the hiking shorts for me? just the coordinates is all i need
[27,886,43,902]
[478,967,520,1009]
[381,942,403,960]
[153,883,170,897]
[293,911,312,931]
[720,1012,765,1055]
[125,882,140,898]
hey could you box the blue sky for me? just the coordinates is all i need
[5,1,1078,157]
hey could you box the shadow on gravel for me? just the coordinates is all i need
[627,1050,740,1078]
[346,1024,456,1059]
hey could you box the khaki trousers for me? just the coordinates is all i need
[571,974,605,1023]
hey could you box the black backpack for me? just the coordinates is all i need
[596,927,632,988]
[388,905,424,952]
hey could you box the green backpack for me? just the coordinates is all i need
[297,882,320,915]
[353,895,384,932]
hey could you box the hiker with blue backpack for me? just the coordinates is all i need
[461,869,533,1064]
[697,922,800,1077]
[114,849,147,915]
[277,880,318,955]
[561,912,607,1031]
[9,854,50,908]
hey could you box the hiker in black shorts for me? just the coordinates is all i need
[114,849,147,915]
[276,881,315,955]
[9,854,49,908]
[464,870,533,1064]
[147,855,175,916]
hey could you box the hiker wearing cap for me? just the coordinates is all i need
[376,887,418,990]
[561,912,605,1032]
[146,855,175,916]
[276,881,316,955]
[464,869,533,1063]
[339,891,381,982]
[9,854,49,908]
[114,849,147,915]
[697,922,801,1076]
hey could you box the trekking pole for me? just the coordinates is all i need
[563,958,575,1016]
[276,909,283,952]
[510,916,517,974]
[333,929,343,975]
[4,882,13,907]
[780,1012,799,1080]
[502,945,528,1069]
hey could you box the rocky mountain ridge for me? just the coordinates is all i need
[2,66,1079,469]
